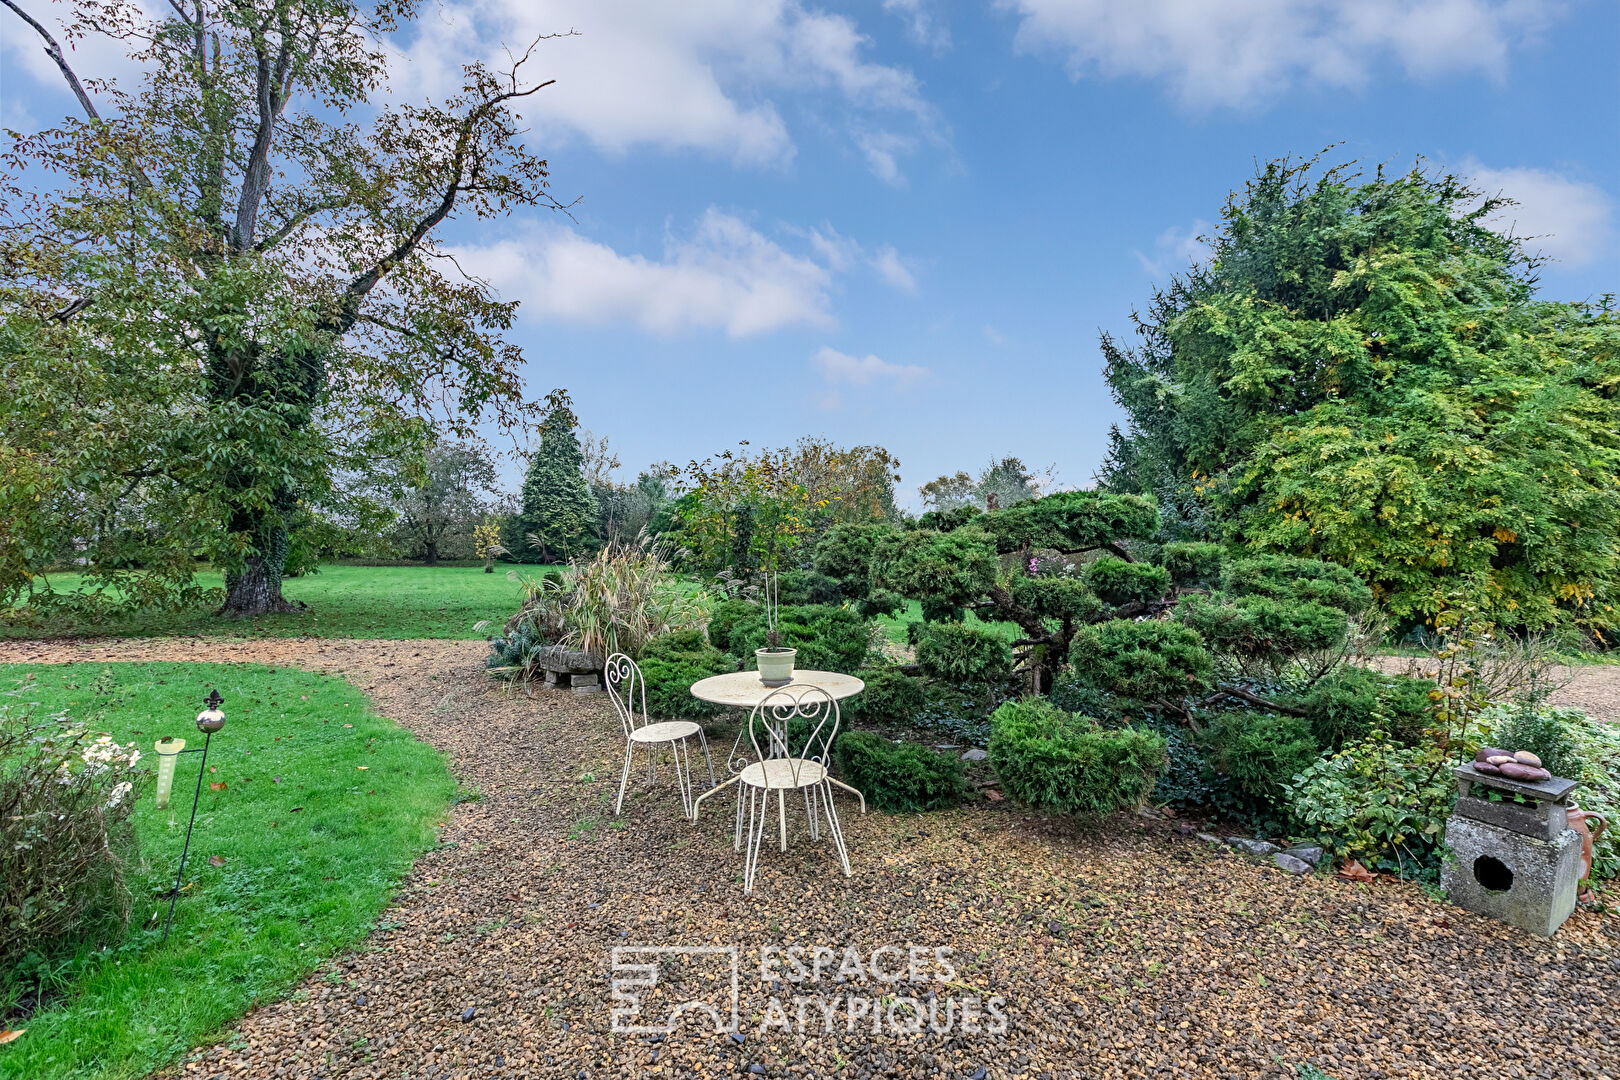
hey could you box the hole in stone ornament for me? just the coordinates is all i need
[1473,855,1514,893]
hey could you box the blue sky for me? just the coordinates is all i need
[4,0,1617,506]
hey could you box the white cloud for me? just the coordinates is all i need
[812,346,928,408]
[854,129,917,186]
[452,209,914,338]
[1,0,158,116]
[394,0,934,177]
[983,325,1008,347]
[999,0,1555,108]
[884,0,952,53]
[1133,219,1213,278]
[870,245,918,293]
[804,225,920,292]
[1462,160,1614,268]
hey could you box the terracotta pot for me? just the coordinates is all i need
[1567,806,1608,884]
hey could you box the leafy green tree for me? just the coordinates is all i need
[511,391,597,563]
[1099,155,1620,633]
[383,442,502,563]
[0,0,570,615]
[919,456,1049,512]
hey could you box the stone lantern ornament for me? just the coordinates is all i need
[1442,747,1584,937]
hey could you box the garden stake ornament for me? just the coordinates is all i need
[156,689,225,943]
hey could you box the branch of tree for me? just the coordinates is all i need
[3,0,153,192]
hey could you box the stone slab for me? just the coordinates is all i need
[1454,793,1566,841]
[1454,763,1577,805]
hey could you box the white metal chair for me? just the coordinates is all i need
[735,685,855,895]
[605,653,715,819]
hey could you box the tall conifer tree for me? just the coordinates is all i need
[512,391,597,563]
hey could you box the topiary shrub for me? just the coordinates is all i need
[1081,556,1171,608]
[1176,592,1349,660]
[870,527,997,623]
[1159,542,1225,588]
[728,604,875,673]
[1199,711,1320,805]
[1008,574,1103,623]
[1300,667,1382,747]
[1068,620,1213,706]
[987,698,1166,816]
[1301,668,1435,748]
[1221,555,1373,615]
[638,631,735,719]
[844,667,928,723]
[832,731,970,812]
[776,569,843,606]
[915,622,1013,684]
[705,598,758,654]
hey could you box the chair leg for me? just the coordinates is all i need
[646,741,657,783]
[614,742,636,816]
[734,779,745,851]
[672,738,694,819]
[697,727,717,789]
[803,782,819,842]
[744,785,770,896]
[819,780,852,877]
[778,789,788,852]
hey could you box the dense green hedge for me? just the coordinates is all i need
[638,630,735,719]
[843,666,928,723]
[728,604,873,673]
[987,698,1166,816]
[832,731,970,813]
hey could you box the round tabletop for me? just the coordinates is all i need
[689,669,865,707]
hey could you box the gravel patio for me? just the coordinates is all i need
[3,638,1616,1080]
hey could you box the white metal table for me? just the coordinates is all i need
[688,670,867,818]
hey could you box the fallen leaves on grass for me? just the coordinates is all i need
[0,1029,25,1045]
[209,855,226,867]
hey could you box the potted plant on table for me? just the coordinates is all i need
[757,569,796,686]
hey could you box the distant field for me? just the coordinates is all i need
[875,598,1023,646]
[3,564,550,641]
[5,563,1033,647]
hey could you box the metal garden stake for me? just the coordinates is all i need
[157,689,225,943]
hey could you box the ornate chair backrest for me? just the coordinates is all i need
[747,685,840,787]
[603,653,648,739]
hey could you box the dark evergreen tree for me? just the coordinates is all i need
[1098,155,1620,632]
[510,390,598,564]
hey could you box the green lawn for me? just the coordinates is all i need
[4,564,551,641]
[0,662,456,1080]
[875,598,1024,646]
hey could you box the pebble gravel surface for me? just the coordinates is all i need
[2,637,1615,1080]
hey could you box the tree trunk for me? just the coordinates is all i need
[425,539,439,563]
[218,515,302,616]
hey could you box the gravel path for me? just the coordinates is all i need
[3,638,1615,1080]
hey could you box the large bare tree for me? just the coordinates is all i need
[1,0,571,614]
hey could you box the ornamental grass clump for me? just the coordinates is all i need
[487,538,709,680]
[1,701,148,970]
[987,698,1166,817]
